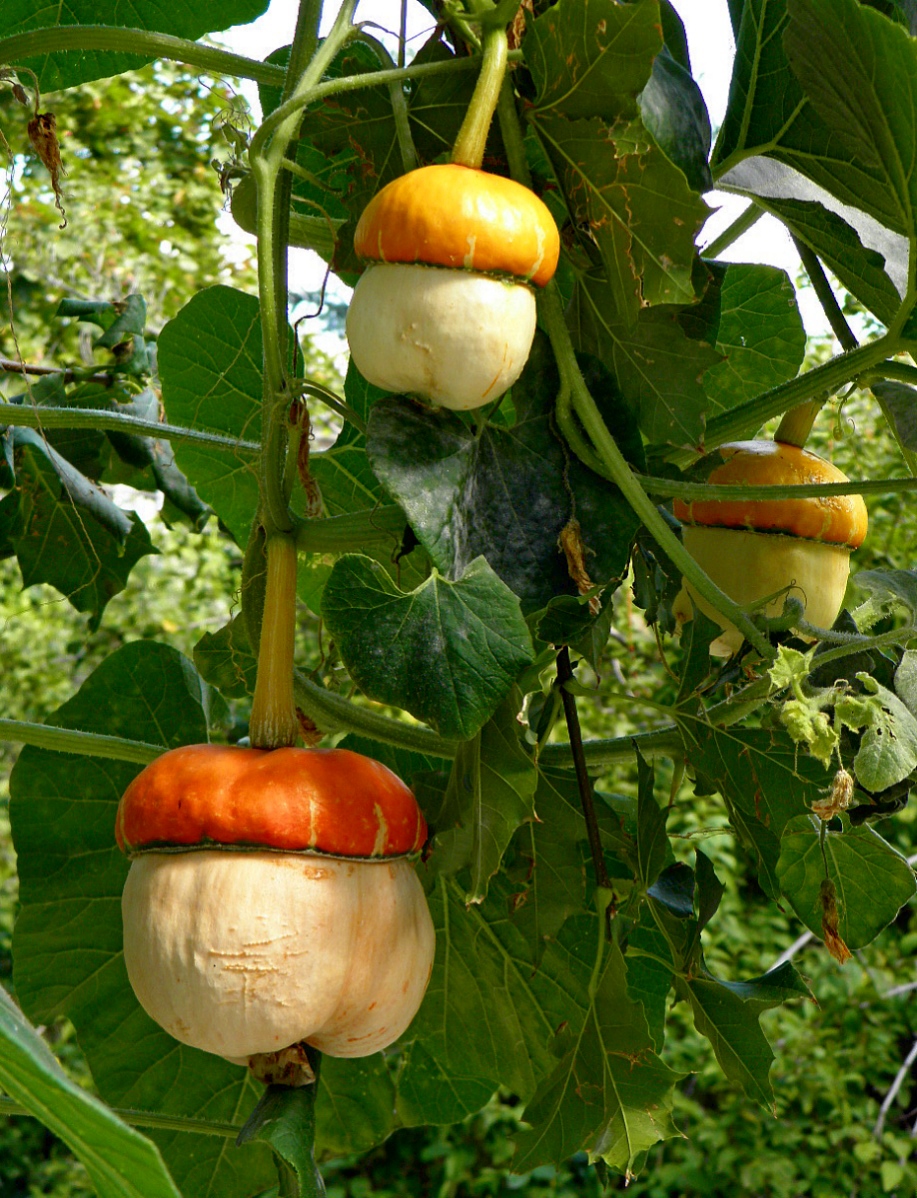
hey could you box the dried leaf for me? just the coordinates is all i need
[819,878,852,965]
[811,769,855,822]
[558,518,601,614]
[27,111,66,228]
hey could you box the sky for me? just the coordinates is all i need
[217,0,825,335]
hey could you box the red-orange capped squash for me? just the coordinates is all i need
[673,440,868,655]
[345,164,560,411]
[116,744,435,1064]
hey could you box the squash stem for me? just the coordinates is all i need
[774,399,824,448]
[250,533,300,749]
[451,19,508,168]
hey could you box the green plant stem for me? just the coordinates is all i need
[0,1095,241,1137]
[665,334,901,469]
[250,0,360,536]
[293,673,459,757]
[360,35,417,173]
[540,281,776,658]
[0,26,287,84]
[0,403,260,452]
[0,720,162,764]
[493,79,776,657]
[538,728,682,769]
[701,204,764,259]
[774,399,824,449]
[799,625,917,670]
[862,362,917,388]
[634,473,917,502]
[451,18,508,168]
[250,534,301,748]
[294,505,405,552]
[792,236,858,352]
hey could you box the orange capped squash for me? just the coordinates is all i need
[345,164,560,410]
[117,744,434,1064]
[672,440,867,655]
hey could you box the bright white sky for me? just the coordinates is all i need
[218,1,826,335]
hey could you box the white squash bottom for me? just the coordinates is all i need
[122,851,435,1061]
[345,262,536,410]
[672,526,852,656]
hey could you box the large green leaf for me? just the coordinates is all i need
[316,1054,396,1156]
[396,1040,495,1128]
[713,0,917,263]
[321,554,533,740]
[513,929,681,1178]
[680,722,836,897]
[777,816,917,950]
[0,0,270,90]
[10,641,274,1198]
[366,338,640,615]
[534,111,705,324]
[783,0,917,239]
[571,274,721,447]
[701,264,806,414]
[0,986,180,1198]
[675,962,809,1111]
[14,439,156,629]
[157,285,262,545]
[745,195,905,324]
[525,0,661,121]
[406,874,557,1103]
[434,691,538,903]
[639,48,712,194]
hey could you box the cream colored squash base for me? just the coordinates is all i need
[122,850,435,1062]
[345,262,536,410]
[673,526,852,656]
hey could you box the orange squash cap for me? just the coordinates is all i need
[353,163,560,287]
[673,440,867,548]
[115,744,427,859]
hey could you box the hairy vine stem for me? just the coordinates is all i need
[493,76,776,657]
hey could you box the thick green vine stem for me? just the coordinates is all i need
[250,0,360,536]
[451,10,508,168]
[250,533,300,749]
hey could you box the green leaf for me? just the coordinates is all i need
[316,1054,396,1157]
[853,676,917,792]
[639,48,712,194]
[435,692,538,903]
[855,566,917,615]
[514,930,681,1177]
[675,961,809,1111]
[783,0,917,239]
[236,1083,324,1198]
[873,380,917,451]
[681,722,836,897]
[507,768,590,953]
[747,196,904,324]
[777,815,916,949]
[408,874,556,1102]
[0,0,270,90]
[13,439,156,629]
[534,111,706,324]
[571,274,721,447]
[10,641,274,1198]
[0,986,180,1198]
[366,337,640,615]
[636,753,668,890]
[193,615,258,700]
[701,264,807,415]
[396,1041,495,1128]
[157,285,262,545]
[526,0,662,121]
[321,554,533,740]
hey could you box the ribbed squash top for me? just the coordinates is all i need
[115,744,427,858]
[353,164,560,287]
[673,440,868,548]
